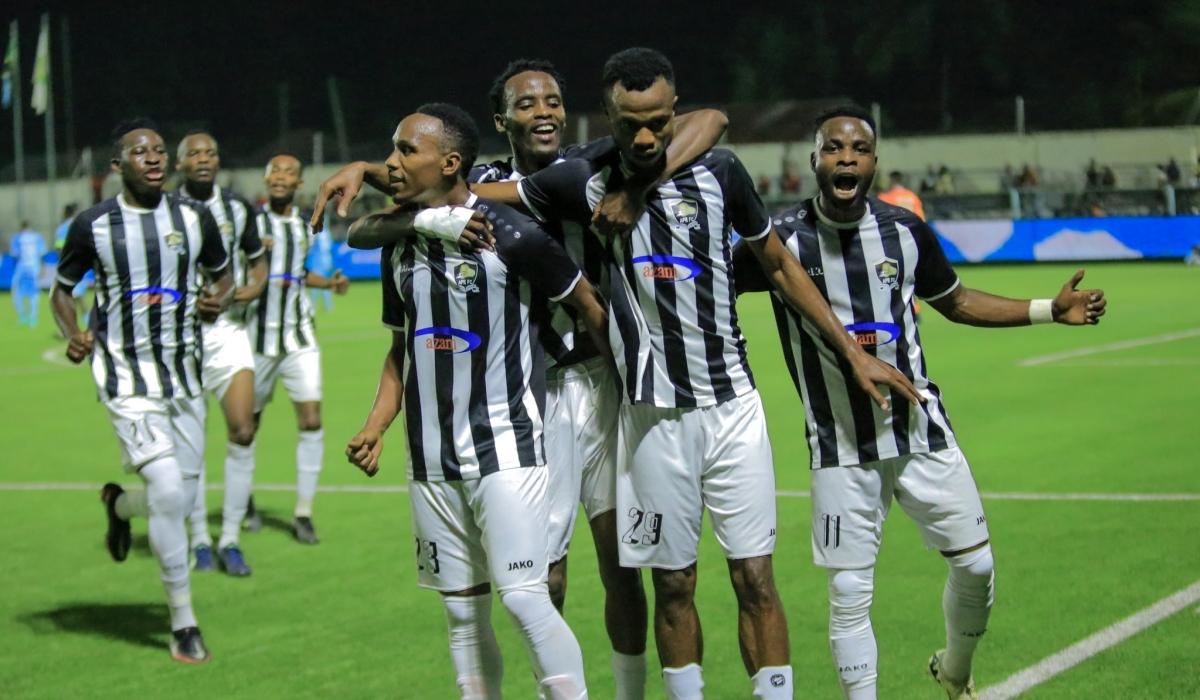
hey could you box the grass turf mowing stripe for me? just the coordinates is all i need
[1017,328,1200,367]
[980,580,1200,700]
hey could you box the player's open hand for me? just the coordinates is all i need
[847,350,923,411]
[312,162,370,232]
[346,428,384,477]
[66,330,94,364]
[329,270,350,295]
[1053,269,1106,326]
[592,188,646,240]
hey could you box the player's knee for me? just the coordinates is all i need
[147,477,187,518]
[828,568,875,630]
[729,556,781,613]
[228,422,256,447]
[498,583,557,628]
[946,543,994,592]
[299,418,322,433]
[652,567,697,611]
[547,560,568,608]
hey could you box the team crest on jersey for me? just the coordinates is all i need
[874,257,899,291]
[670,199,701,231]
[163,229,184,253]
[453,260,480,293]
[219,221,233,235]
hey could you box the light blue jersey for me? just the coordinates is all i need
[13,230,46,272]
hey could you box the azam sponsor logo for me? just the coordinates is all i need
[845,322,902,347]
[632,255,702,282]
[124,286,183,307]
[414,326,481,354]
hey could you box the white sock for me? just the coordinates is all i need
[752,666,793,699]
[662,664,704,700]
[828,568,878,700]
[498,583,587,700]
[612,651,647,700]
[295,429,323,517]
[942,545,994,683]
[188,470,212,548]
[115,489,149,520]
[443,594,504,700]
[220,441,256,548]
[140,457,197,631]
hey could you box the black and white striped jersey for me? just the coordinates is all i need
[55,194,229,400]
[380,194,584,482]
[519,148,768,408]
[248,207,315,357]
[733,198,959,468]
[170,184,263,290]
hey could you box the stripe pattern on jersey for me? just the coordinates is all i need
[249,208,314,356]
[768,202,957,468]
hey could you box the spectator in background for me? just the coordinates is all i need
[920,164,938,194]
[935,165,955,194]
[1164,157,1181,187]
[1000,164,1017,190]
[757,173,772,197]
[1101,166,1116,189]
[307,221,337,312]
[1016,164,1040,188]
[9,222,47,328]
[1085,159,1102,189]
[54,204,78,250]
[878,171,926,220]
[780,161,801,195]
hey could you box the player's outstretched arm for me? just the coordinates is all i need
[347,331,405,477]
[305,269,350,295]
[234,256,269,303]
[592,109,730,238]
[311,161,392,232]
[559,275,615,368]
[746,229,922,410]
[928,269,1106,327]
[50,282,93,364]
[348,204,494,251]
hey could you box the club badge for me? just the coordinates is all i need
[874,257,899,291]
[453,260,480,293]
[671,199,701,231]
[163,229,184,253]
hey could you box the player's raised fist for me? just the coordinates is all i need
[330,270,350,295]
[346,428,384,477]
[592,188,646,240]
[66,330,94,364]
[1053,269,1107,326]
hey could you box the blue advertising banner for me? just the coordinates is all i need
[932,216,1200,263]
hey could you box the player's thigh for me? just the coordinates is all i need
[203,321,255,405]
[167,395,207,478]
[408,480,489,592]
[810,460,894,569]
[470,466,552,591]
[279,346,322,405]
[104,397,174,473]
[893,447,990,553]
[543,375,584,563]
[579,362,620,522]
[617,403,704,570]
[252,353,281,413]
[701,391,778,561]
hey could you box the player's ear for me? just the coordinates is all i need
[110,157,122,175]
[493,113,507,134]
[442,152,462,178]
[809,152,817,173]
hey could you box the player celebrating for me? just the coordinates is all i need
[516,49,920,700]
[732,106,1106,700]
[346,103,608,700]
[171,131,267,576]
[50,119,234,663]
[246,154,348,544]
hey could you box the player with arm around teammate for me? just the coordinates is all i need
[345,103,608,700]
[50,119,235,663]
[732,106,1106,700]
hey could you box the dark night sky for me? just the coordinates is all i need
[3,0,1200,167]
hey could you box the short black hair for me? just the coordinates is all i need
[812,105,877,138]
[415,102,480,176]
[177,129,217,159]
[602,48,674,94]
[111,117,161,158]
[889,171,903,181]
[489,58,565,115]
[267,153,304,176]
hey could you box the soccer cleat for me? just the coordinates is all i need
[242,495,262,532]
[191,545,215,572]
[100,483,132,562]
[290,517,320,544]
[217,545,252,577]
[169,627,211,664]
[929,649,979,700]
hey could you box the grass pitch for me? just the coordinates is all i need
[0,262,1197,699]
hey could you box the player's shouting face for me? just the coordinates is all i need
[812,117,877,211]
[385,114,463,204]
[605,76,677,172]
[495,70,565,168]
[113,129,169,196]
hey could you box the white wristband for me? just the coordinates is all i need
[413,206,476,243]
[1029,299,1055,325]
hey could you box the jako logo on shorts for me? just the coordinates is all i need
[632,255,702,282]
[845,322,901,347]
[415,326,481,354]
[124,286,183,306]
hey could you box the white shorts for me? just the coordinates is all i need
[202,317,255,401]
[105,395,206,476]
[253,345,322,412]
[810,446,990,569]
[617,390,777,570]
[408,466,551,593]
[544,357,620,562]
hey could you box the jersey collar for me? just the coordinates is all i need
[814,196,871,230]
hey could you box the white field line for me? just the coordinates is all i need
[980,580,1200,700]
[1018,328,1200,367]
[1051,358,1200,366]
[2,483,1198,501]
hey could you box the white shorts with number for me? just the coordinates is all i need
[617,390,777,570]
[105,395,207,476]
[810,446,990,569]
[544,357,620,562]
[201,316,255,401]
[409,466,551,592]
[253,345,322,412]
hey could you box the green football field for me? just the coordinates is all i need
[0,262,1197,699]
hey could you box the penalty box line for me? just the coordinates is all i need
[980,579,1200,700]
